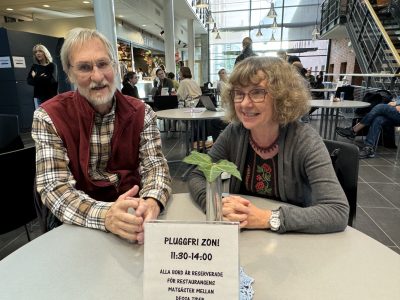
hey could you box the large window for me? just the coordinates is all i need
[209,0,329,82]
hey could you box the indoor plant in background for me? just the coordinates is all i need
[183,151,241,221]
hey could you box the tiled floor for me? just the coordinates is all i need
[1,117,399,260]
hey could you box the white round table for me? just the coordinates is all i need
[309,100,370,139]
[0,193,399,299]
[156,108,225,155]
[156,108,225,180]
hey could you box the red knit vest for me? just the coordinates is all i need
[42,90,145,202]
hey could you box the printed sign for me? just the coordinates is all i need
[12,56,26,68]
[144,221,239,300]
[0,56,11,68]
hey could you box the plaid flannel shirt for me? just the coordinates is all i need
[32,101,171,231]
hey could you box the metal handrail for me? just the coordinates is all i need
[362,0,400,66]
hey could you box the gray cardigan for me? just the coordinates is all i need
[187,122,349,233]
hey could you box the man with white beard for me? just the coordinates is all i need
[31,28,171,244]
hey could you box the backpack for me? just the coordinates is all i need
[354,89,392,116]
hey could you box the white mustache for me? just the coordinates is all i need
[89,81,108,89]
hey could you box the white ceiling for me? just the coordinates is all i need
[0,0,207,42]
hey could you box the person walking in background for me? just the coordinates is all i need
[31,28,171,243]
[336,99,400,158]
[216,68,228,95]
[188,57,349,234]
[234,37,257,65]
[27,44,58,108]
[121,71,139,98]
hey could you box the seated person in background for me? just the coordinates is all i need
[188,57,349,234]
[336,99,400,158]
[167,72,180,91]
[31,28,171,244]
[305,69,316,86]
[176,66,202,105]
[216,68,228,95]
[121,71,139,98]
[153,68,174,96]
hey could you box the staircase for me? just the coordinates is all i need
[321,0,400,95]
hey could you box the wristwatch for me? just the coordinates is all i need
[269,210,281,231]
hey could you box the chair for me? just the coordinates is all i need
[0,146,37,240]
[323,139,359,226]
[0,114,24,153]
[153,95,178,111]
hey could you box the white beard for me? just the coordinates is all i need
[77,80,116,108]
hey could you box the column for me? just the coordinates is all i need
[200,33,209,84]
[187,19,195,76]
[164,0,176,75]
[93,0,121,86]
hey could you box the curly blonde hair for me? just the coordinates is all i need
[221,56,311,125]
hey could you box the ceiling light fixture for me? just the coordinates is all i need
[211,22,218,33]
[270,31,276,41]
[256,27,263,37]
[271,17,278,29]
[6,8,14,11]
[312,1,320,40]
[215,31,221,40]
[266,2,277,18]
[206,12,214,24]
[83,1,90,4]
[160,30,164,36]
[43,5,50,8]
[195,0,209,8]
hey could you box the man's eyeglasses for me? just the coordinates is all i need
[231,88,268,103]
[70,59,115,74]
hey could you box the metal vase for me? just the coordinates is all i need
[206,176,222,221]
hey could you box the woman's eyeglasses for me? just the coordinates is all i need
[231,88,268,103]
[70,59,115,74]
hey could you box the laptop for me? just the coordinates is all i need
[200,95,224,112]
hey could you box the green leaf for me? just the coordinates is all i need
[183,151,212,167]
[215,160,242,181]
[183,151,242,183]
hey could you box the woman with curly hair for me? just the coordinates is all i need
[27,44,58,108]
[188,56,349,234]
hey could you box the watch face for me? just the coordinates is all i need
[270,218,280,229]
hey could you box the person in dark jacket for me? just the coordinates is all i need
[234,37,257,65]
[27,44,58,108]
[121,71,139,98]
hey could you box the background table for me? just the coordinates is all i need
[156,108,225,155]
[309,99,370,139]
[1,193,399,300]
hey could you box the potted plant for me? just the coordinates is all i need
[183,151,241,221]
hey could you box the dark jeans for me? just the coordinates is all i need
[361,104,400,146]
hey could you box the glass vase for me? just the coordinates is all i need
[206,176,222,221]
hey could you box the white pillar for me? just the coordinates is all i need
[93,0,121,87]
[164,0,176,74]
[187,19,195,76]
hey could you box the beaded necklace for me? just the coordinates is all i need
[249,133,279,153]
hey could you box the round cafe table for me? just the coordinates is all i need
[156,108,225,155]
[0,193,399,300]
[309,99,370,140]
